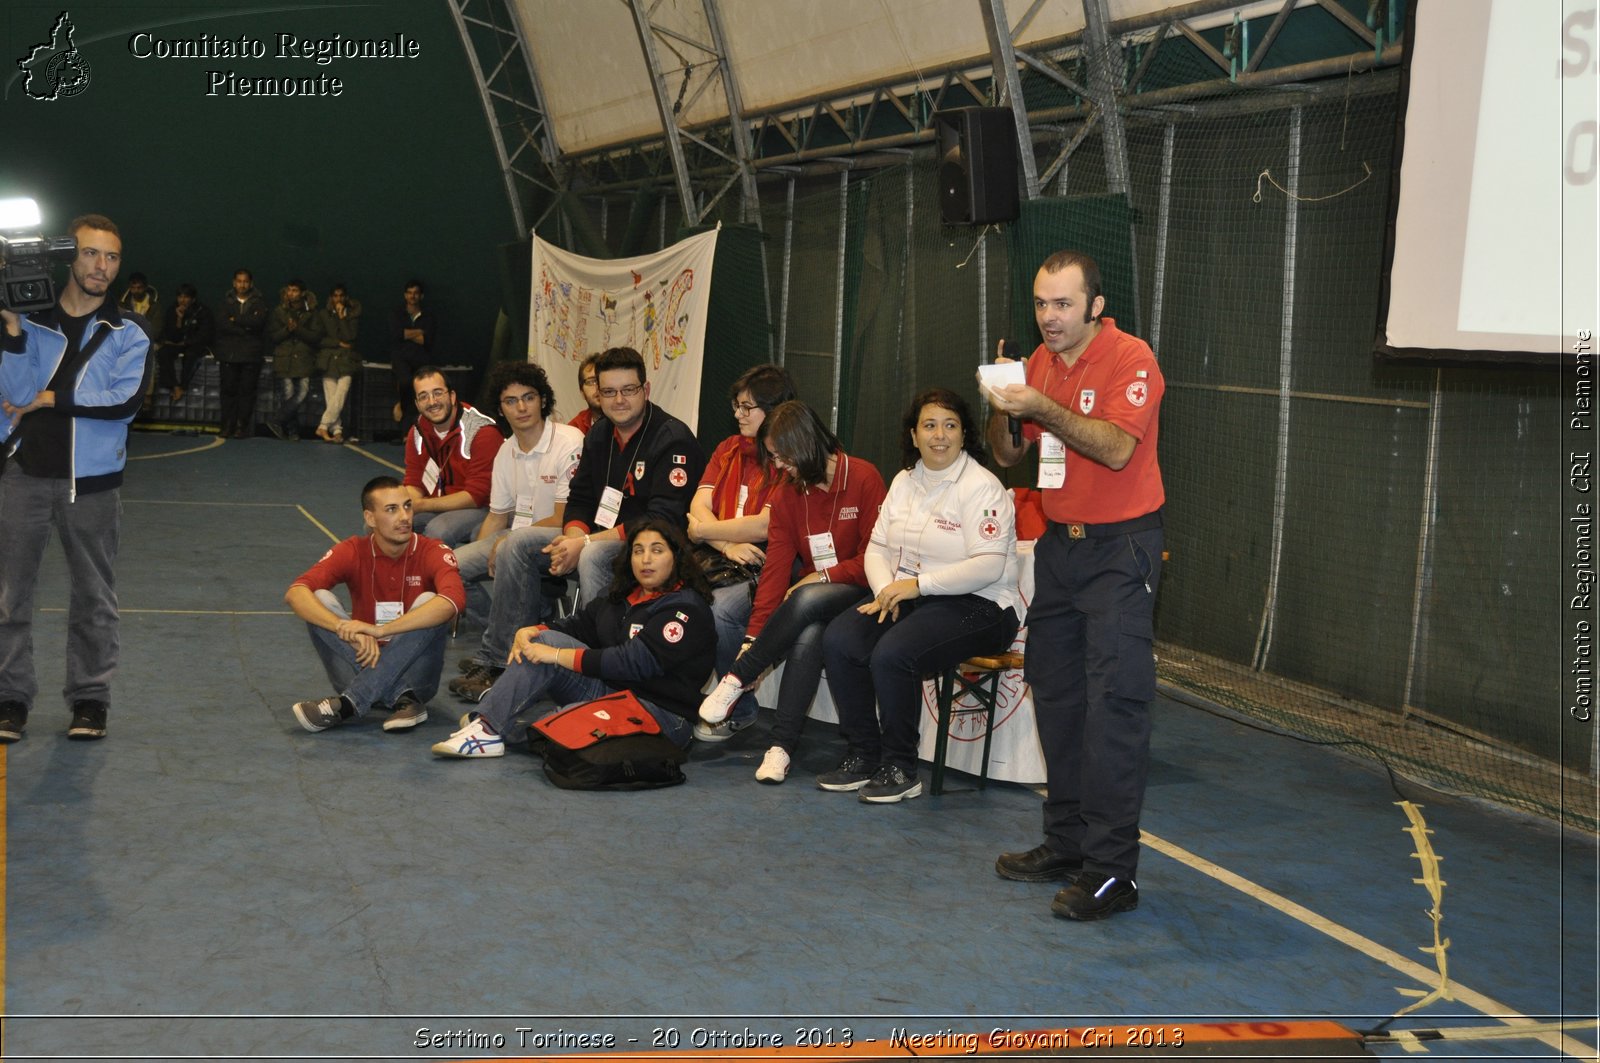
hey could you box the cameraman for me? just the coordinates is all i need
[0,214,150,744]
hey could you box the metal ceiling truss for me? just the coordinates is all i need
[623,0,762,227]
[446,0,566,235]
[559,0,1403,200]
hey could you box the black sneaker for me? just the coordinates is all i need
[1051,872,1138,921]
[996,844,1083,883]
[858,763,922,803]
[816,753,879,792]
[0,700,28,743]
[67,700,108,740]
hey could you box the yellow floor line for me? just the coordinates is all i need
[342,442,403,473]
[127,436,226,460]
[1141,831,1593,1057]
[296,505,343,545]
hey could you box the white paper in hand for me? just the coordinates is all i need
[978,360,1027,404]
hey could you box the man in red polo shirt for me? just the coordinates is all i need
[981,250,1165,922]
[285,476,467,734]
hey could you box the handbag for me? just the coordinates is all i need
[692,543,761,591]
[527,690,687,790]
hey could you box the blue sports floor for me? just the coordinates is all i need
[0,430,1594,1061]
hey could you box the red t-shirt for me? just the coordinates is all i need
[568,408,596,436]
[1022,317,1165,524]
[747,452,886,637]
[291,533,467,624]
[699,435,781,520]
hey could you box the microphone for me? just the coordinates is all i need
[1000,339,1021,447]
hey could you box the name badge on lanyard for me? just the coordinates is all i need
[1037,432,1067,490]
[512,493,537,529]
[375,600,403,624]
[895,552,921,580]
[735,484,749,518]
[807,531,839,571]
[595,485,624,530]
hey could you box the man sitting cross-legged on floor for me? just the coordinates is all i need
[286,476,466,734]
[433,517,715,758]
[447,360,583,698]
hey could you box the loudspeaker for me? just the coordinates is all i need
[935,106,1020,225]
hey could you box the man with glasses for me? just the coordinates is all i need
[449,346,703,704]
[400,366,504,548]
[448,361,583,700]
[567,352,603,435]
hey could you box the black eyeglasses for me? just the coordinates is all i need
[598,384,644,400]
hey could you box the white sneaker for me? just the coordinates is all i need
[698,673,744,725]
[755,745,791,784]
[430,717,504,758]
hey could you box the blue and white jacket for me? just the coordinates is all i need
[0,301,150,496]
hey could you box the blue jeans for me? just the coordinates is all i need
[276,375,310,432]
[575,537,623,607]
[0,469,122,709]
[824,594,1019,772]
[411,507,487,549]
[306,623,446,716]
[729,581,866,753]
[710,579,759,725]
[475,524,562,667]
[477,630,692,747]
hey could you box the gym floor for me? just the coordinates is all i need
[0,430,1594,1062]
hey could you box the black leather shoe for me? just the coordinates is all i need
[1051,872,1138,920]
[995,844,1082,882]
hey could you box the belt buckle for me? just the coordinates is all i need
[1067,523,1086,539]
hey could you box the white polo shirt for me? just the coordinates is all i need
[864,451,1020,613]
[488,419,585,527]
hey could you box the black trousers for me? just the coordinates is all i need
[218,360,261,433]
[1025,519,1163,880]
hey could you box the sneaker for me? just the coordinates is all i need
[858,763,922,803]
[456,656,491,675]
[1051,872,1139,921]
[265,420,288,441]
[0,700,27,743]
[996,844,1083,883]
[67,700,108,740]
[431,717,504,758]
[447,667,500,702]
[382,692,429,733]
[698,673,744,725]
[816,753,879,792]
[692,713,754,743]
[755,745,791,784]
[292,695,352,732]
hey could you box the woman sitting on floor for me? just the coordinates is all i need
[685,363,798,742]
[819,387,1021,803]
[432,517,716,758]
[697,400,887,784]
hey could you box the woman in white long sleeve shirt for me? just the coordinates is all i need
[817,387,1021,803]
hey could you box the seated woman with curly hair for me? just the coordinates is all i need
[432,517,716,758]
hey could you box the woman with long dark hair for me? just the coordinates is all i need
[686,363,798,741]
[697,401,887,783]
[433,517,716,757]
[818,387,1021,802]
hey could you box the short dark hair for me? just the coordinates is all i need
[286,278,306,290]
[729,363,798,412]
[609,517,714,606]
[488,360,556,420]
[578,352,602,385]
[759,401,840,490]
[127,272,148,286]
[412,365,450,389]
[69,214,119,240]
[404,278,425,294]
[175,282,198,299]
[234,268,253,283]
[595,346,646,386]
[329,282,348,297]
[361,475,404,510]
[900,387,986,470]
[1039,250,1104,321]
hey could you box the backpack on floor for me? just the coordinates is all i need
[527,690,688,791]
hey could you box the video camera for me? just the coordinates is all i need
[0,198,77,314]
